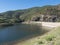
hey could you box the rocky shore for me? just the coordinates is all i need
[22,21,60,28]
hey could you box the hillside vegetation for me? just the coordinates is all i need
[0,4,60,23]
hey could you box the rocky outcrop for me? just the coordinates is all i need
[31,15,59,22]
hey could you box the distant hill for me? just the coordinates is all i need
[0,4,60,23]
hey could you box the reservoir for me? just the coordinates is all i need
[0,24,46,44]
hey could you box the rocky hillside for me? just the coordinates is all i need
[0,4,60,23]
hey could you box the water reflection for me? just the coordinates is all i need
[0,24,47,44]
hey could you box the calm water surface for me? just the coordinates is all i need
[0,24,42,43]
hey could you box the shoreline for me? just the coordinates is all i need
[0,22,60,45]
[22,21,60,28]
[0,21,60,28]
[0,23,14,27]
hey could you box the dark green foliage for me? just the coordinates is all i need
[0,4,60,23]
[45,35,55,41]
[38,41,44,44]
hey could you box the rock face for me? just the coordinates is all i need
[31,15,59,22]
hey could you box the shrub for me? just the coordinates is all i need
[38,41,44,44]
[45,35,55,41]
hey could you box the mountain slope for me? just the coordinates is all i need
[0,4,60,23]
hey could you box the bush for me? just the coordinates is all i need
[38,41,44,44]
[45,35,55,41]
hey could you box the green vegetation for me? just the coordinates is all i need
[38,40,44,44]
[35,27,60,45]
[0,4,60,23]
[45,35,55,41]
[0,4,60,44]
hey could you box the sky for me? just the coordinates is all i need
[0,0,60,12]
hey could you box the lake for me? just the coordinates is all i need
[0,24,47,44]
